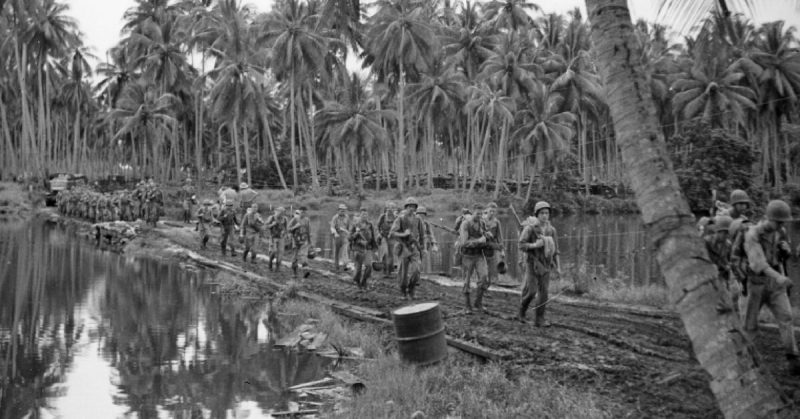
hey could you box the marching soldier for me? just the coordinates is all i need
[195,199,216,249]
[349,207,378,291]
[240,203,264,263]
[459,203,490,313]
[454,208,471,232]
[484,202,505,295]
[390,197,426,300]
[517,201,560,326]
[377,201,398,277]
[704,215,740,313]
[238,182,258,215]
[119,190,132,221]
[742,200,799,374]
[729,189,754,296]
[265,206,289,271]
[288,206,312,278]
[415,206,439,275]
[181,178,196,223]
[330,203,351,272]
[218,200,239,256]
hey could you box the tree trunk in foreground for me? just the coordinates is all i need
[586,1,792,418]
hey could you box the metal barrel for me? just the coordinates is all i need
[392,302,448,366]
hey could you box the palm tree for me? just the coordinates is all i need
[60,47,93,171]
[481,0,539,31]
[464,84,515,195]
[478,31,541,100]
[585,1,788,417]
[259,0,329,192]
[514,84,577,199]
[365,0,438,192]
[109,82,178,179]
[315,73,393,192]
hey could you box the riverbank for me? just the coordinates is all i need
[0,182,35,221]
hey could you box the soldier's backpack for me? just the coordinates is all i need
[729,219,752,293]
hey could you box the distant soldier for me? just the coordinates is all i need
[729,189,754,296]
[704,215,740,313]
[218,201,239,256]
[330,204,351,272]
[238,182,258,215]
[742,200,799,375]
[239,203,264,263]
[265,206,289,271]
[517,201,560,326]
[145,179,164,227]
[119,190,132,221]
[415,206,439,275]
[195,199,216,249]
[134,180,147,219]
[219,184,239,209]
[288,206,312,278]
[459,203,490,313]
[483,202,505,294]
[349,207,378,291]
[377,201,398,277]
[181,178,196,223]
[390,197,426,300]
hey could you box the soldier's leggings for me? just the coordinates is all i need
[398,247,421,294]
[744,276,798,356]
[461,253,489,294]
[269,237,285,267]
[220,226,236,254]
[243,234,259,261]
[352,249,373,288]
[520,268,551,325]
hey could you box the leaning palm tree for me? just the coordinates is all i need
[365,0,438,192]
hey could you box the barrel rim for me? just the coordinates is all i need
[392,301,439,316]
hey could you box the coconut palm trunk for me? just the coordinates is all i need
[397,62,406,193]
[586,1,790,417]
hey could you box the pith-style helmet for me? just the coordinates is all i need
[730,189,751,206]
[766,200,792,222]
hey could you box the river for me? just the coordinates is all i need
[0,221,330,419]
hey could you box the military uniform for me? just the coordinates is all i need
[330,206,351,271]
[459,211,490,312]
[518,201,559,326]
[195,201,216,249]
[181,181,196,223]
[704,215,739,314]
[483,208,504,295]
[349,214,378,290]
[390,199,426,300]
[377,205,398,276]
[238,183,257,214]
[288,211,312,278]
[265,209,289,271]
[240,207,264,262]
[218,204,239,256]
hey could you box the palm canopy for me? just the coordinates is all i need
[109,82,178,142]
[749,21,800,107]
[258,0,329,81]
[365,1,438,80]
[478,31,542,99]
[481,0,539,31]
[515,84,577,168]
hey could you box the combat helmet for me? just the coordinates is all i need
[404,197,419,209]
[766,200,792,222]
[730,189,751,206]
[534,201,551,215]
[713,215,733,232]
[416,206,428,215]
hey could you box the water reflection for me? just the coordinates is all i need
[0,221,330,419]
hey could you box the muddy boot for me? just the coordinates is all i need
[464,293,473,314]
[788,355,800,376]
[292,262,298,278]
[473,288,485,313]
[409,287,416,301]
[516,303,529,323]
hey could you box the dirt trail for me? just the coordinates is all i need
[49,214,800,417]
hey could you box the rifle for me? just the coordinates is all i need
[428,221,458,235]
[509,204,523,229]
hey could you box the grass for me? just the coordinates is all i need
[329,356,609,419]
[551,261,671,309]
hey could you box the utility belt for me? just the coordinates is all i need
[461,247,489,256]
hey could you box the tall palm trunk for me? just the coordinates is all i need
[493,119,509,199]
[242,121,252,186]
[586,1,788,418]
[289,73,298,191]
[263,115,288,190]
[232,115,242,185]
[72,108,81,172]
[397,62,406,193]
[469,112,492,195]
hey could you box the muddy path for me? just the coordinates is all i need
[43,213,800,418]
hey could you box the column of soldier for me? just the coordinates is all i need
[698,190,800,375]
[193,185,564,329]
[56,178,164,225]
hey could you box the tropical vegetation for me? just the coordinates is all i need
[0,0,798,200]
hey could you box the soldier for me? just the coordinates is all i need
[195,199,216,249]
[238,182,258,215]
[415,206,439,275]
[181,178,196,223]
[265,206,289,271]
[459,203,491,313]
[729,189,753,296]
[330,203,351,272]
[390,197,426,300]
[483,202,505,295]
[219,184,239,210]
[218,200,239,256]
[288,206,312,278]
[742,200,799,374]
[119,190,132,221]
[134,180,147,219]
[454,208,472,232]
[240,203,264,263]
[377,201,398,277]
[704,215,740,314]
[517,201,560,326]
[349,207,378,291]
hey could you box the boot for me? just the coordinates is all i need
[516,303,529,323]
[409,287,416,301]
[788,354,800,376]
[292,262,298,278]
[464,293,473,314]
[268,256,273,271]
[474,288,485,313]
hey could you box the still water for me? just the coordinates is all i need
[0,221,329,419]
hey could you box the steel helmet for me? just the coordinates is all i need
[250,203,259,210]
[404,197,419,208]
[416,206,428,215]
[203,199,213,205]
[730,189,751,206]
[713,215,733,232]
[338,203,347,210]
[766,200,792,222]
[276,206,285,212]
[386,201,397,209]
[534,201,551,215]
[240,182,249,189]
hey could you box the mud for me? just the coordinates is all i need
[36,210,800,417]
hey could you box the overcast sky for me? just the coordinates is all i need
[65,0,800,65]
